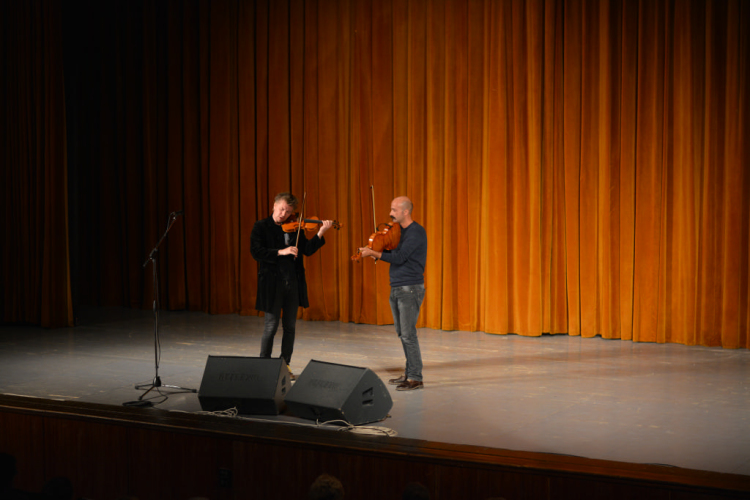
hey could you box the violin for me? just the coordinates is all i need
[282,215,342,236]
[351,220,401,262]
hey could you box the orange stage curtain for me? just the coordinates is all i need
[1,0,73,328]
[5,0,750,348]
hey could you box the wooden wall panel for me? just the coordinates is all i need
[0,412,46,492]
[1,396,748,500]
[42,418,130,499]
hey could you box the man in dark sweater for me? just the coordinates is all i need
[251,192,333,379]
[358,196,427,391]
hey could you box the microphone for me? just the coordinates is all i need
[173,210,184,217]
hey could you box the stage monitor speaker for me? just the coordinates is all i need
[198,356,290,415]
[284,359,393,425]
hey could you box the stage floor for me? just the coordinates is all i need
[1,307,749,478]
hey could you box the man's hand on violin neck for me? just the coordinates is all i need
[278,246,299,257]
[318,220,334,237]
[358,247,381,260]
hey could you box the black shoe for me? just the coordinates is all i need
[388,374,407,386]
[396,380,424,391]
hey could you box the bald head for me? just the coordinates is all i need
[390,196,414,227]
[394,196,413,213]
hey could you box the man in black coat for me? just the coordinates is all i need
[250,192,333,379]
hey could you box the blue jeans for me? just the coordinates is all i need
[260,279,299,365]
[389,284,425,381]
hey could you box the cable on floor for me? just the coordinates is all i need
[176,407,397,437]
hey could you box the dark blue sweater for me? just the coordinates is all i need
[380,221,427,287]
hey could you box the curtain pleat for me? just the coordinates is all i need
[2,0,73,328]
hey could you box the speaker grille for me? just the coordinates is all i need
[198,356,289,415]
[285,360,393,425]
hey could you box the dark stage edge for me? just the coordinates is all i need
[2,393,750,498]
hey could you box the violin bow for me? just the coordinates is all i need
[370,185,379,264]
[370,185,377,233]
[295,191,307,249]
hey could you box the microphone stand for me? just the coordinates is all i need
[133,210,195,403]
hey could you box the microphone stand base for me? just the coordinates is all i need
[135,376,197,400]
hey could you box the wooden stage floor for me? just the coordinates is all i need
[1,306,749,480]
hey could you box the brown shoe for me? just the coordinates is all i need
[388,374,407,386]
[396,379,424,391]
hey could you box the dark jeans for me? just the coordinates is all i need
[389,284,425,381]
[259,279,299,365]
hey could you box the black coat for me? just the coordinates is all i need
[250,216,326,312]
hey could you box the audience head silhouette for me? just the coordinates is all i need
[41,476,74,500]
[308,473,344,500]
[0,453,17,490]
[402,481,430,500]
